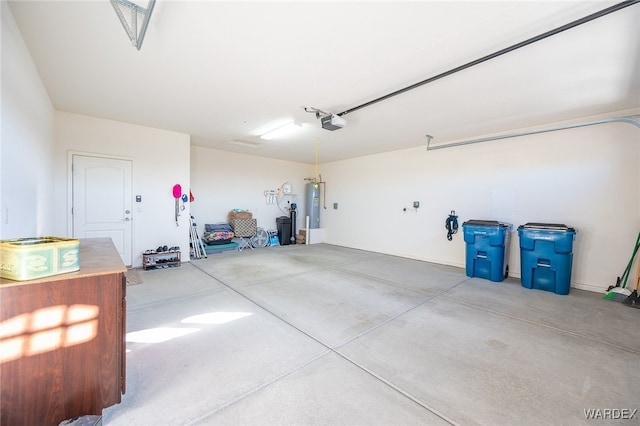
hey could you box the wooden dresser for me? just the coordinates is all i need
[0,238,127,426]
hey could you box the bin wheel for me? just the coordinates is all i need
[505,265,509,279]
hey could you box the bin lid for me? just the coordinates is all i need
[518,222,575,232]
[462,220,510,228]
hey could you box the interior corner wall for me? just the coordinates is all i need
[190,145,313,237]
[0,1,55,239]
[319,118,639,293]
[53,111,191,268]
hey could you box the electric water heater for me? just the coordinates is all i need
[305,182,320,229]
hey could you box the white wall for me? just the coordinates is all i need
[319,114,640,293]
[54,112,191,268]
[0,1,55,239]
[190,145,313,237]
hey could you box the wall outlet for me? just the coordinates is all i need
[413,201,420,209]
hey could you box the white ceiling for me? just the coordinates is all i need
[8,1,640,164]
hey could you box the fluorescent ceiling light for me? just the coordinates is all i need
[260,121,303,140]
[232,139,262,148]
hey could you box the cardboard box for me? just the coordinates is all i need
[228,211,252,220]
[0,237,80,281]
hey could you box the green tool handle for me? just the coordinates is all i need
[621,231,640,288]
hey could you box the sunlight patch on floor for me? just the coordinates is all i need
[181,312,253,325]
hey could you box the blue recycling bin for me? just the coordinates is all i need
[462,220,512,282]
[517,223,576,295]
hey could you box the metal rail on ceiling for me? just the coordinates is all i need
[336,0,639,118]
[425,116,640,151]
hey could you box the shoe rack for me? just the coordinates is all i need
[142,247,181,270]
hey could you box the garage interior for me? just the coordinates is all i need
[102,245,639,425]
[2,1,639,425]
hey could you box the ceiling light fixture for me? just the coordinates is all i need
[260,121,303,140]
[232,140,262,148]
[110,0,156,50]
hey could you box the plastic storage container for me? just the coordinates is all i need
[517,223,576,295]
[462,220,511,282]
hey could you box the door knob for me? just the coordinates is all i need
[125,210,131,214]
[125,218,130,221]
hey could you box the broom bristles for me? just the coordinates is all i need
[603,287,631,302]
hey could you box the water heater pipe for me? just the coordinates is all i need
[319,181,327,209]
[317,174,327,210]
[426,115,640,151]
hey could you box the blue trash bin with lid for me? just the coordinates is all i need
[462,220,512,282]
[517,223,576,295]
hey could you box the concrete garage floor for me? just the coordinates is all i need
[103,244,639,425]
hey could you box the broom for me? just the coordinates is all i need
[603,232,640,301]
[622,255,640,308]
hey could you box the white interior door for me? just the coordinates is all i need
[72,155,133,266]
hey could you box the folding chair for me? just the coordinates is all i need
[230,219,257,251]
